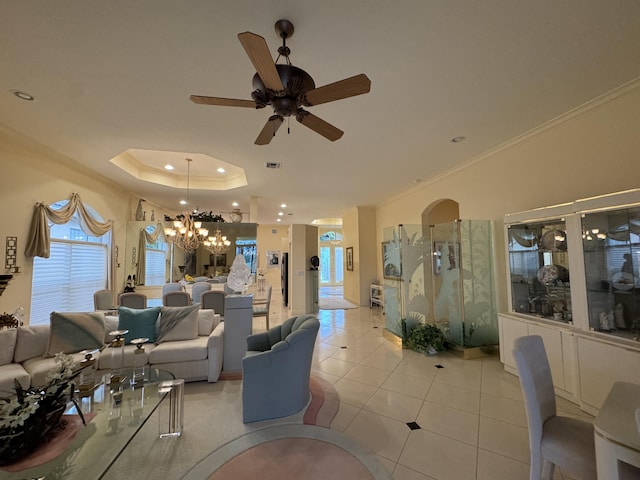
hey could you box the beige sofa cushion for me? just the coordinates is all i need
[23,351,87,387]
[0,363,30,394]
[14,325,49,363]
[198,309,217,336]
[149,337,208,364]
[0,328,17,365]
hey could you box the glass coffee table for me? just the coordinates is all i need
[1,367,174,480]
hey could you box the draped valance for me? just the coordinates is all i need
[25,193,112,258]
[136,223,166,284]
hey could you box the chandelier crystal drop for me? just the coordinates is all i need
[163,159,209,253]
[203,229,231,255]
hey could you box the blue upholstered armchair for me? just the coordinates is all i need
[241,315,320,423]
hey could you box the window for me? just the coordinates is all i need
[319,231,343,242]
[145,225,168,286]
[236,238,257,274]
[30,202,110,325]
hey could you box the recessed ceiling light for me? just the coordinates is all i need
[232,201,239,207]
[277,218,282,222]
[451,136,466,143]
[164,164,174,170]
[217,167,226,173]
[11,90,35,101]
[278,212,284,216]
[179,200,187,205]
[280,203,287,208]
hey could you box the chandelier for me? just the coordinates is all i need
[203,229,231,255]
[163,159,209,253]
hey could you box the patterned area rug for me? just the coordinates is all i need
[182,376,391,480]
[184,425,390,480]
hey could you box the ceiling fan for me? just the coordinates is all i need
[190,19,371,145]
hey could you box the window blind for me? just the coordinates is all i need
[30,240,108,325]
[145,249,166,286]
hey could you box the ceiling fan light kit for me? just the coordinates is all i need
[190,19,371,145]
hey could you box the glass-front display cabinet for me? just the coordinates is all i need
[507,219,572,323]
[581,206,640,339]
[501,189,640,413]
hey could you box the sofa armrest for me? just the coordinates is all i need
[207,321,224,382]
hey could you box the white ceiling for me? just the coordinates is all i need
[2,1,639,224]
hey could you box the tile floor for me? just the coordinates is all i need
[289,288,594,480]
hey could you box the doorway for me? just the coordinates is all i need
[319,229,344,287]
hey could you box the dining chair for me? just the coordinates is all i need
[512,335,596,480]
[191,282,211,304]
[201,290,225,316]
[252,284,272,330]
[118,292,147,309]
[93,289,113,310]
[162,283,184,296]
[163,291,191,306]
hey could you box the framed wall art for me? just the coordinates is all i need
[382,241,401,279]
[346,247,354,271]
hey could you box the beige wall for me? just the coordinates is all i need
[342,208,359,304]
[343,206,377,306]
[0,129,130,320]
[257,224,288,289]
[376,83,640,313]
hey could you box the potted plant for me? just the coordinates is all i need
[402,321,445,355]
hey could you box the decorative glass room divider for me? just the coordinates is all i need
[382,220,498,350]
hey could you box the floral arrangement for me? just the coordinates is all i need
[0,353,86,465]
[165,211,226,223]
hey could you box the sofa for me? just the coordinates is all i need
[242,314,320,423]
[0,305,224,396]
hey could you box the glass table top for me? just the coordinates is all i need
[1,367,174,480]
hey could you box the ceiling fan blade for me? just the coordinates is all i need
[296,110,344,142]
[190,95,256,108]
[237,32,285,94]
[302,74,371,106]
[255,115,284,145]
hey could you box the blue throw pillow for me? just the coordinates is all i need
[117,306,161,344]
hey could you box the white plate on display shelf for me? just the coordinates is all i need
[612,272,635,291]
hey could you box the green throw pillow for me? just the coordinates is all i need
[46,312,106,356]
[157,304,200,343]
[117,306,161,344]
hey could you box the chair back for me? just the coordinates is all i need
[266,284,272,303]
[118,292,147,309]
[201,290,225,314]
[512,335,557,449]
[162,283,184,296]
[191,282,211,304]
[94,289,112,310]
[163,291,191,306]
[252,284,272,328]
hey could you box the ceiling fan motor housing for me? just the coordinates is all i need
[251,64,315,117]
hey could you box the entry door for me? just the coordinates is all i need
[320,246,344,286]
